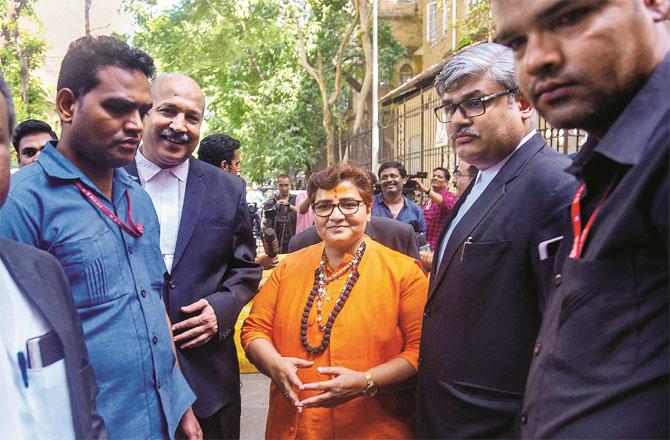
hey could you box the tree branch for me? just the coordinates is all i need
[328,7,359,106]
[287,0,318,81]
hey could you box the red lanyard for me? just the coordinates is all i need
[569,176,617,259]
[75,181,144,239]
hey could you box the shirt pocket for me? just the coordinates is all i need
[51,230,124,307]
[552,257,637,378]
[25,359,76,439]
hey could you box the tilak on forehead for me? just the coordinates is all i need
[326,186,350,197]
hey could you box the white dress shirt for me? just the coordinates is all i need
[0,259,75,439]
[136,150,190,273]
[436,131,537,267]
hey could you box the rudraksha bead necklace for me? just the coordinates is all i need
[301,241,366,354]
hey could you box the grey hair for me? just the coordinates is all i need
[435,42,519,97]
[0,75,16,135]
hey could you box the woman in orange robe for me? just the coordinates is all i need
[241,163,428,439]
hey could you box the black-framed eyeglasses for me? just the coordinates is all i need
[434,89,515,123]
[313,200,366,217]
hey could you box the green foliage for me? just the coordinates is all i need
[127,0,324,181]
[0,1,51,125]
[127,0,404,180]
[379,21,406,87]
[456,0,493,50]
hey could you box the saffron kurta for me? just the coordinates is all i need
[241,237,428,439]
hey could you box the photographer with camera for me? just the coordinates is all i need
[415,167,458,252]
[372,161,426,235]
[263,174,297,254]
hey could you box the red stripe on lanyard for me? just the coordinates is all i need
[75,181,144,239]
[569,176,617,260]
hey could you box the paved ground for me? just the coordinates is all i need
[240,373,271,439]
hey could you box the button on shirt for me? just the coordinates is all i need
[372,193,426,234]
[521,55,670,438]
[0,259,75,439]
[436,130,536,267]
[0,143,195,439]
[136,150,189,273]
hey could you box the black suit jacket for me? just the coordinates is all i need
[126,158,262,418]
[288,216,420,260]
[415,133,577,438]
[0,237,106,439]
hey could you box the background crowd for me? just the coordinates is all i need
[0,0,667,439]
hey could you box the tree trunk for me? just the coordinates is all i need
[289,0,358,166]
[18,33,29,114]
[85,0,92,36]
[351,0,373,135]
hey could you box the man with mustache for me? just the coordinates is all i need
[0,36,199,439]
[415,42,576,438]
[493,0,669,437]
[127,73,261,439]
[371,161,426,235]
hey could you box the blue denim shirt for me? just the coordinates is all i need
[0,143,194,439]
[371,193,427,234]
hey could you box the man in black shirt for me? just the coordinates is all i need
[264,174,297,254]
[494,0,669,437]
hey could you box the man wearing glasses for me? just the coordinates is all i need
[452,161,477,197]
[416,42,576,438]
[12,119,58,168]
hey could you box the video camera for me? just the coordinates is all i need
[404,171,428,197]
[263,198,291,223]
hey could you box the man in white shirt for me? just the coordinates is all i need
[416,42,577,438]
[0,75,106,438]
[126,73,261,439]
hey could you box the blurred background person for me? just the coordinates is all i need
[295,190,314,235]
[453,161,477,197]
[197,133,241,175]
[263,174,297,254]
[415,166,458,253]
[12,119,58,168]
[197,132,276,270]
[372,161,426,236]
[242,162,428,439]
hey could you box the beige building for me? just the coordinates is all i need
[347,0,586,176]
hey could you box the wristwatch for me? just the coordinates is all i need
[363,371,378,397]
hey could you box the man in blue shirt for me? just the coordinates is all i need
[0,36,199,439]
[372,161,426,235]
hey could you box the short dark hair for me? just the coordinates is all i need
[197,133,240,167]
[433,166,451,181]
[277,174,291,181]
[378,161,407,179]
[12,119,58,153]
[57,35,155,98]
[455,164,478,178]
[308,163,373,206]
[0,75,16,135]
